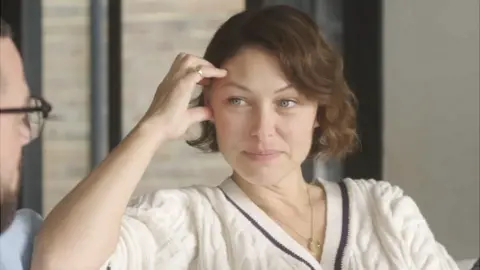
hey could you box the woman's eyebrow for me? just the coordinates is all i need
[222,81,293,93]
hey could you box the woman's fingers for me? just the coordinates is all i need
[169,53,227,88]
[181,65,227,87]
[178,53,215,70]
[186,106,213,125]
[143,52,224,140]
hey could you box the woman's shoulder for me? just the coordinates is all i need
[119,185,224,240]
[126,184,223,211]
[343,178,422,223]
[342,180,458,269]
[343,178,408,203]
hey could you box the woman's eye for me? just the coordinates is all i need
[278,99,296,108]
[228,97,245,106]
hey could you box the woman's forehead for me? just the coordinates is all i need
[222,47,282,74]
[218,50,292,92]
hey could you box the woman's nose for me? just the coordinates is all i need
[249,108,275,140]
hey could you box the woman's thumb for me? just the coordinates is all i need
[186,106,213,125]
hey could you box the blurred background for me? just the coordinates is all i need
[1,0,478,261]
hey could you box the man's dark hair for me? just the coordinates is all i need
[0,17,12,38]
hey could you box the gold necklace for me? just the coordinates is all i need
[307,186,322,258]
[273,185,322,258]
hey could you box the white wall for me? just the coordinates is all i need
[383,0,479,260]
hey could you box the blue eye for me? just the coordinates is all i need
[279,100,296,108]
[228,97,245,106]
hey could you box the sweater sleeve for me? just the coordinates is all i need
[370,180,459,270]
[100,188,198,270]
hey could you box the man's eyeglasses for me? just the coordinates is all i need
[0,96,52,141]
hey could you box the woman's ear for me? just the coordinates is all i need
[313,120,320,128]
[203,90,215,123]
[203,92,209,106]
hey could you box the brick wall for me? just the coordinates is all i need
[42,0,244,213]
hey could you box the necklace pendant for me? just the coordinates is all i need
[308,238,322,256]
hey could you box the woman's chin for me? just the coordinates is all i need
[232,166,293,187]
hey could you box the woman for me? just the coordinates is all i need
[32,5,458,270]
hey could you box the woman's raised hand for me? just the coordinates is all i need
[139,53,227,140]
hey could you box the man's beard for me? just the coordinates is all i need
[0,186,19,234]
[0,197,17,234]
[0,155,22,234]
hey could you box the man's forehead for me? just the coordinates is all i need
[0,38,30,102]
[0,38,23,79]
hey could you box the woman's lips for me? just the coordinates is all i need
[243,150,282,161]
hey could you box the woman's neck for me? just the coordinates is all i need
[232,169,311,215]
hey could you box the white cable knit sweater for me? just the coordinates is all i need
[103,178,459,270]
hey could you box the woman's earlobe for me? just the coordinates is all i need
[313,121,320,128]
[203,90,214,123]
[203,92,210,106]
[206,104,215,123]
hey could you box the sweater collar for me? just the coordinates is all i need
[219,177,345,270]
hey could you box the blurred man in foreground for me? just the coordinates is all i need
[0,18,51,270]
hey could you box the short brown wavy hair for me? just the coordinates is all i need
[187,5,358,159]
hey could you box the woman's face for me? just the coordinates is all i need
[209,46,319,185]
